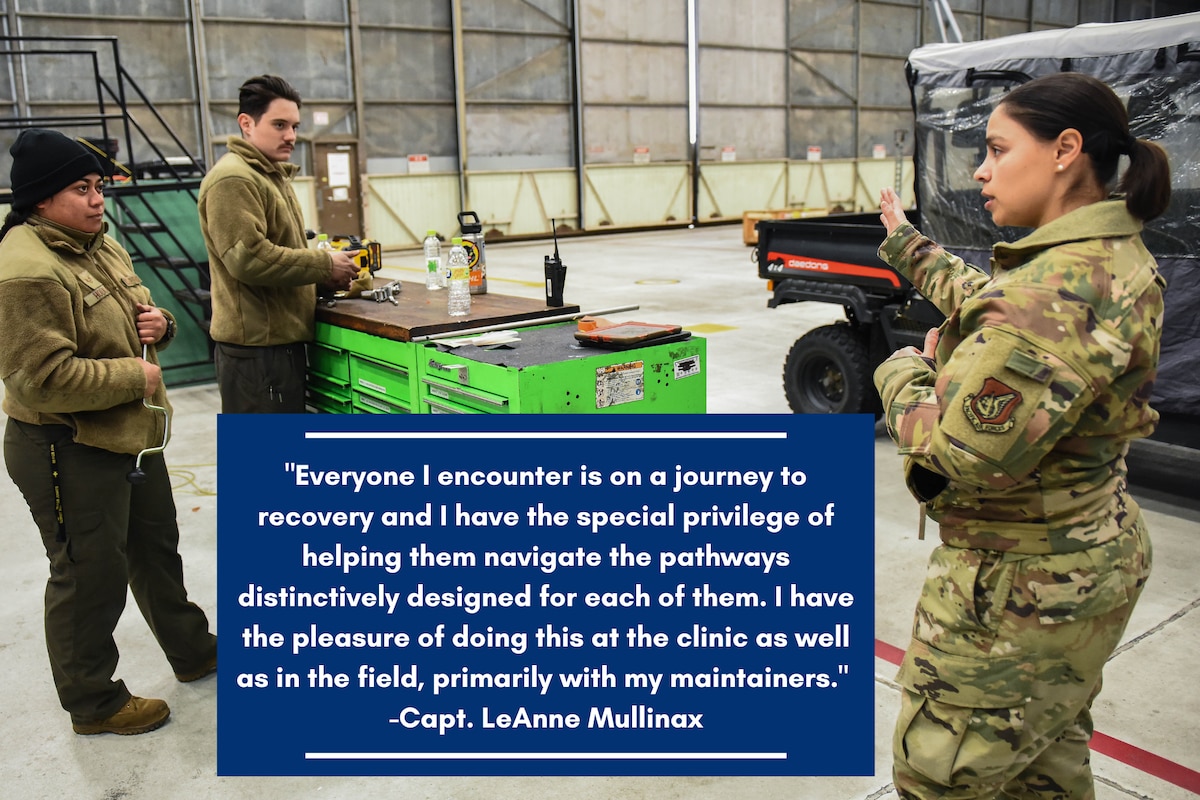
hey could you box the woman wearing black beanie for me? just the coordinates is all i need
[0,128,217,735]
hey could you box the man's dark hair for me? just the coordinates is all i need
[238,75,302,121]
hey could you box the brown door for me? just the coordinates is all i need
[313,141,363,238]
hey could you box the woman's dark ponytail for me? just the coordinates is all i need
[1120,137,1172,221]
[1000,72,1173,222]
[0,207,32,241]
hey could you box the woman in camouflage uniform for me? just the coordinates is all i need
[875,73,1171,798]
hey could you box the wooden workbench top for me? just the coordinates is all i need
[314,279,580,342]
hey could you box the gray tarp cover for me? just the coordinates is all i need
[906,13,1200,416]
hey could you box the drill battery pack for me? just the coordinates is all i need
[331,235,382,276]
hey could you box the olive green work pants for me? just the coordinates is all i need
[214,341,307,413]
[4,419,216,724]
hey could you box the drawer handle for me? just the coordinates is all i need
[358,359,408,378]
[309,371,350,388]
[427,360,469,383]
[422,397,473,415]
[420,378,508,408]
[359,394,410,414]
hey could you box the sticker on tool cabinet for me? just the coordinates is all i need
[595,360,644,408]
[674,354,701,380]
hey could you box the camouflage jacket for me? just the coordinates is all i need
[873,199,1164,554]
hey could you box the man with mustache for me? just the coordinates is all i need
[198,74,358,413]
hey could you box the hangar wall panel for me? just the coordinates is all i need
[0,0,1147,242]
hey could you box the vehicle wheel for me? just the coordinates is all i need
[783,324,880,416]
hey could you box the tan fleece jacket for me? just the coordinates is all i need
[198,136,333,346]
[0,217,174,456]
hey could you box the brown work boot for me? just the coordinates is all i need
[175,653,217,683]
[72,696,170,735]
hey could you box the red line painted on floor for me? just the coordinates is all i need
[875,638,1200,794]
[1090,731,1200,794]
[874,638,906,665]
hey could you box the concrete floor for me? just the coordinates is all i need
[2,224,1197,799]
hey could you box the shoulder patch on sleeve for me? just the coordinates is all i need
[964,377,1022,433]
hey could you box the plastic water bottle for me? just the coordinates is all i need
[315,232,332,252]
[423,230,442,291]
[446,237,471,317]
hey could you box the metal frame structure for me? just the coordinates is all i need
[1,0,1177,249]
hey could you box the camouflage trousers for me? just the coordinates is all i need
[892,515,1151,799]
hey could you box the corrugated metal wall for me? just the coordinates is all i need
[3,0,1182,248]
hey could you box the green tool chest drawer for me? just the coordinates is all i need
[307,373,353,414]
[306,338,351,413]
[350,354,414,413]
[311,323,416,414]
[420,348,520,414]
[308,340,349,382]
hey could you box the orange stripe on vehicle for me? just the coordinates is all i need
[766,251,901,288]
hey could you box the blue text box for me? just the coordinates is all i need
[216,414,875,776]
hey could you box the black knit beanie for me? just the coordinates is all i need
[9,129,105,211]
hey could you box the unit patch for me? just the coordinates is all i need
[964,377,1022,433]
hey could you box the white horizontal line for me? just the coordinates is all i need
[305,752,787,760]
[305,432,786,440]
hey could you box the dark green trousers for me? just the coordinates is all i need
[214,341,307,413]
[4,419,216,723]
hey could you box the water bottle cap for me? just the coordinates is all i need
[317,233,328,240]
[426,229,437,236]
[452,237,463,245]
[458,210,482,234]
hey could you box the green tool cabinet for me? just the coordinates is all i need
[416,323,704,414]
[309,324,418,414]
[307,283,705,415]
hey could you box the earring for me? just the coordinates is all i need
[1056,164,1064,171]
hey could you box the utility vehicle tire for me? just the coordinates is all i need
[783,324,880,416]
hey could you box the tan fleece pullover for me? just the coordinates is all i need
[198,136,334,346]
[0,217,174,455]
